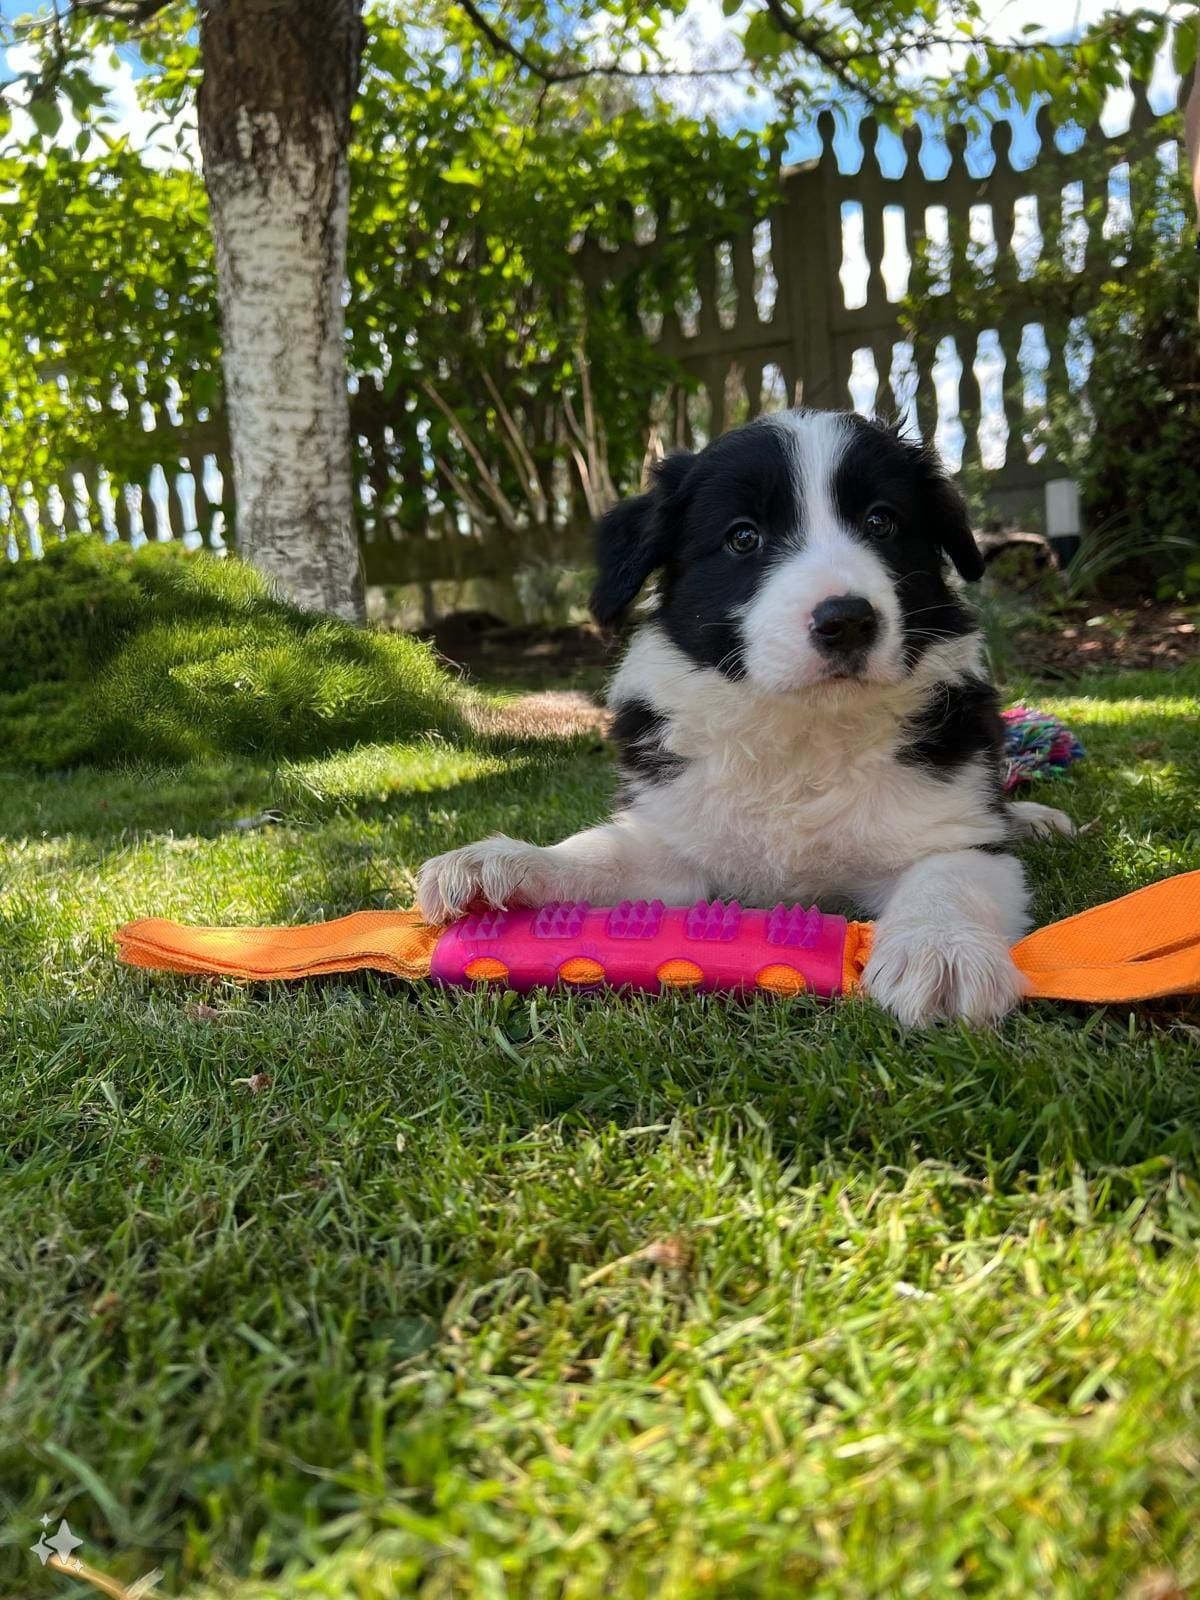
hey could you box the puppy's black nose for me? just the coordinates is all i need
[809,594,879,655]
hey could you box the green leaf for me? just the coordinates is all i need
[441,163,484,186]
[27,97,63,141]
[1172,19,1199,79]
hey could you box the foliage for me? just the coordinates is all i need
[0,538,466,767]
[904,122,1200,598]
[3,655,1200,1594]
[0,139,215,552]
[2,0,1189,560]
[729,0,1196,127]
[345,14,776,546]
[1055,178,1200,598]
[0,3,774,556]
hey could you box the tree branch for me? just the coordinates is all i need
[759,0,899,106]
[69,0,176,20]
[421,378,521,531]
[434,453,498,538]
[455,0,748,86]
[757,3,1133,82]
[481,368,548,525]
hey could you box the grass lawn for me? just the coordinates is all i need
[3,656,1200,1598]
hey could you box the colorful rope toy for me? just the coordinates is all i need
[1001,706,1085,792]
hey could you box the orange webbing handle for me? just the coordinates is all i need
[116,909,440,982]
[1012,870,1200,1002]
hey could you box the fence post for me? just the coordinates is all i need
[777,116,841,409]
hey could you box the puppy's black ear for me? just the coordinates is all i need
[930,474,985,582]
[909,439,984,582]
[590,451,693,624]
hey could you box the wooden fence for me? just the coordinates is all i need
[5,86,1182,593]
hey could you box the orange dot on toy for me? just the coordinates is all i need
[755,963,807,996]
[464,957,509,982]
[656,959,704,989]
[559,957,605,986]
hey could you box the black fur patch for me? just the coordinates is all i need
[610,698,683,790]
[652,424,801,677]
[830,419,980,665]
[898,675,1005,782]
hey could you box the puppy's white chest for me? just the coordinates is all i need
[630,704,994,905]
[670,744,918,895]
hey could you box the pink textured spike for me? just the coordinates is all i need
[683,899,743,941]
[531,902,589,939]
[459,910,511,940]
[606,900,665,938]
[766,904,822,948]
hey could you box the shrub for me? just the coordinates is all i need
[0,539,467,769]
[904,117,1200,598]
[1053,206,1200,596]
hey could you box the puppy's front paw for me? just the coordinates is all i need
[417,835,550,923]
[864,920,1026,1027]
[1008,799,1075,839]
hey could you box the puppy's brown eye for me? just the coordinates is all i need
[864,507,896,540]
[725,525,762,555]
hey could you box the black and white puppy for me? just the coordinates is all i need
[419,409,1071,1024]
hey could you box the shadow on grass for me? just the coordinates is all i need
[0,725,610,845]
[11,955,1200,1191]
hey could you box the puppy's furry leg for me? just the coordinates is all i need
[863,850,1031,1026]
[1007,798,1075,839]
[418,817,707,923]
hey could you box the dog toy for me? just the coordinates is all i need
[1001,707,1085,791]
[117,870,1200,1004]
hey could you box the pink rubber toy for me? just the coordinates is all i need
[429,899,853,998]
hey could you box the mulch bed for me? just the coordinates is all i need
[1008,600,1199,679]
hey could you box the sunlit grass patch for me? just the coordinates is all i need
[1,659,1199,1597]
[0,538,469,768]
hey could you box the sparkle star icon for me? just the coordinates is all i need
[40,1513,53,1528]
[45,1519,84,1564]
[30,1536,52,1566]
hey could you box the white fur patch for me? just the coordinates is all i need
[1008,799,1076,839]
[418,821,707,923]
[863,850,1030,1025]
[606,625,996,911]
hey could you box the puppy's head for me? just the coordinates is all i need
[591,409,983,694]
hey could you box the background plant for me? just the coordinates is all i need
[3,0,1194,603]
[903,119,1200,599]
[0,4,774,564]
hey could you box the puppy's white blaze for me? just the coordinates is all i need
[604,624,1006,914]
[767,408,849,537]
[742,412,904,691]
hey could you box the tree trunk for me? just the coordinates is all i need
[197,0,366,622]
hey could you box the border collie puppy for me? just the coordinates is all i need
[419,410,1071,1024]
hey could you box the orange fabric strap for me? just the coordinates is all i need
[1011,869,1200,1002]
[115,871,1200,1003]
[116,909,440,982]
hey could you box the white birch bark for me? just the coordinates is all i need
[198,0,365,622]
